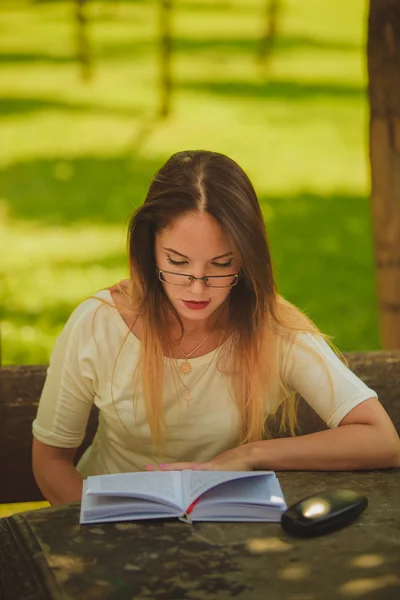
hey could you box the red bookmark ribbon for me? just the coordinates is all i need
[186,500,199,515]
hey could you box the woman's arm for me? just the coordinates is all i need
[248,397,400,471]
[31,298,101,504]
[153,398,400,472]
[32,438,83,505]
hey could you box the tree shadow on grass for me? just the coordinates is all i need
[261,191,379,350]
[0,33,360,66]
[31,0,149,3]
[0,96,144,119]
[172,34,360,54]
[0,76,363,124]
[1,302,84,331]
[97,33,359,61]
[1,152,165,225]
[179,78,365,100]
[0,52,74,65]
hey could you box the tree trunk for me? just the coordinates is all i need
[259,0,281,65]
[160,0,172,118]
[76,0,92,81]
[368,0,400,348]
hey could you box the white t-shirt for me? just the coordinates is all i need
[32,290,377,478]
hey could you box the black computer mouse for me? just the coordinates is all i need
[281,488,368,537]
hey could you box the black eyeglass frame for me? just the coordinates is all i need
[157,267,240,288]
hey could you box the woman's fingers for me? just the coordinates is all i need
[145,462,215,471]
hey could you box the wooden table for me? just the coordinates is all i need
[1,471,399,600]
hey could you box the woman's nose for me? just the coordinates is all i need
[190,276,208,292]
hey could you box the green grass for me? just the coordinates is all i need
[0,0,379,364]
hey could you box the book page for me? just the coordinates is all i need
[193,474,286,508]
[85,471,184,510]
[186,470,276,507]
[81,494,182,524]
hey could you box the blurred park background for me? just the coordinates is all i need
[0,0,378,365]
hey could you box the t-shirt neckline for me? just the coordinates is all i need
[101,288,224,363]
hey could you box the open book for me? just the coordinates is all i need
[80,470,287,524]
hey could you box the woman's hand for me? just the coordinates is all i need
[146,445,254,472]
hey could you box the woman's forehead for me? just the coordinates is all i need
[156,212,232,254]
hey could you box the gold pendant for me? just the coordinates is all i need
[185,391,192,404]
[180,360,192,375]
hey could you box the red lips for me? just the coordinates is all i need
[182,300,211,310]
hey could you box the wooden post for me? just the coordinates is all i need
[76,0,92,81]
[160,0,172,118]
[259,0,281,65]
[368,0,400,349]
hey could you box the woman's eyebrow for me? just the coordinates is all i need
[211,252,234,260]
[163,247,233,261]
[163,247,189,258]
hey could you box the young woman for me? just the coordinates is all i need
[32,150,400,505]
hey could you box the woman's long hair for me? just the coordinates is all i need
[126,150,333,448]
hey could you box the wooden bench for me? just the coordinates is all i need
[1,351,400,503]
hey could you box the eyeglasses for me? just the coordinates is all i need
[157,268,239,288]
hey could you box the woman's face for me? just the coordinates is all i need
[155,211,241,323]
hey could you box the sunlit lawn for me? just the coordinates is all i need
[0,500,50,518]
[0,0,379,365]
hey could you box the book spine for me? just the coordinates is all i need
[178,499,199,524]
[178,514,191,524]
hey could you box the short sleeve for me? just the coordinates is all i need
[32,298,99,448]
[283,333,378,428]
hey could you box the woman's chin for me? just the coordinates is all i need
[167,296,229,324]
[178,304,214,320]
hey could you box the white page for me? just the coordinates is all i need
[191,505,285,522]
[81,494,181,524]
[83,511,179,524]
[85,495,175,515]
[186,470,277,507]
[85,471,184,510]
[192,474,286,508]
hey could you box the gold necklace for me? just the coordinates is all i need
[170,333,211,375]
[177,330,225,404]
